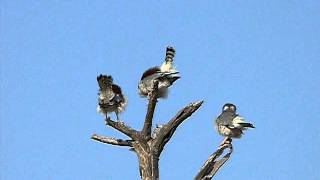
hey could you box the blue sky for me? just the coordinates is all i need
[1,1,319,179]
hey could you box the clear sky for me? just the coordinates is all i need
[1,1,319,180]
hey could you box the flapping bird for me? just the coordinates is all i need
[215,103,255,144]
[97,75,127,120]
[138,46,180,98]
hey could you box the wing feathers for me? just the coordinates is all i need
[232,116,255,128]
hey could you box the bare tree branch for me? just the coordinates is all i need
[94,97,204,179]
[154,100,204,154]
[194,143,233,180]
[142,80,159,140]
[105,117,140,140]
[91,134,133,147]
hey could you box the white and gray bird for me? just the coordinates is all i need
[215,103,255,144]
[138,46,180,98]
[97,75,127,120]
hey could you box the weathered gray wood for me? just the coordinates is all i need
[142,80,159,140]
[91,134,133,147]
[195,143,233,180]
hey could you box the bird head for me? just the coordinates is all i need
[222,103,237,112]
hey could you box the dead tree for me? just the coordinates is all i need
[92,80,204,180]
[92,69,234,180]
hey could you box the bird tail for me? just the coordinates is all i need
[158,71,180,84]
[165,46,175,62]
[167,76,180,84]
[238,122,255,128]
[97,74,113,91]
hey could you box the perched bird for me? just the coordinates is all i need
[138,46,180,98]
[215,103,255,144]
[97,75,127,120]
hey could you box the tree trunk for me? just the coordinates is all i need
[136,149,159,179]
[132,139,161,180]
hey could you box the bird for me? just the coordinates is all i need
[97,74,127,120]
[138,46,180,98]
[215,103,255,145]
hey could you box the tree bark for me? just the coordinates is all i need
[194,142,233,180]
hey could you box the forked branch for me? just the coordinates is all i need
[154,100,204,154]
[195,142,233,180]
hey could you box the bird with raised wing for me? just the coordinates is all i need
[138,46,180,98]
[97,75,127,120]
[215,103,255,145]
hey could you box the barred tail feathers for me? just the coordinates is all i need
[165,46,175,62]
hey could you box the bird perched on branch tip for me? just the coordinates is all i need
[215,103,255,145]
[97,75,127,120]
[138,46,180,98]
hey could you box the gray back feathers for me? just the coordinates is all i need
[216,110,236,127]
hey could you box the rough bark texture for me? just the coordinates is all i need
[92,81,204,180]
[195,141,233,180]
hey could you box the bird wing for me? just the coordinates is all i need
[233,114,255,128]
[141,67,180,81]
[232,115,246,128]
[110,84,125,103]
[111,84,122,94]
[141,67,161,80]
